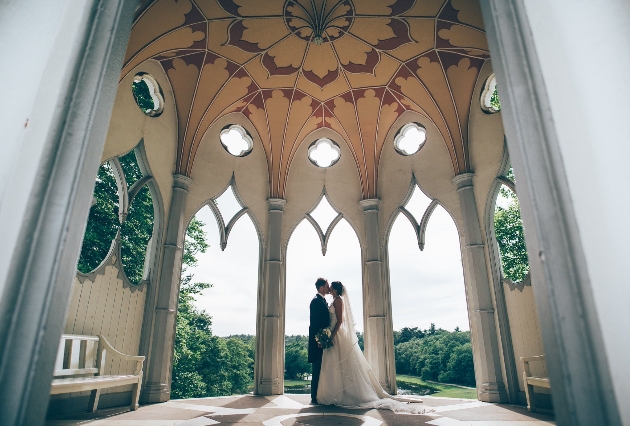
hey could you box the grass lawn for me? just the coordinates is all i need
[284,379,310,388]
[396,374,477,399]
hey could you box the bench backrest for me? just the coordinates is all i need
[53,334,103,377]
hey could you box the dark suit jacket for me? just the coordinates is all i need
[308,293,330,363]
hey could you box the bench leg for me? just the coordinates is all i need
[88,389,101,412]
[525,383,537,412]
[130,381,141,411]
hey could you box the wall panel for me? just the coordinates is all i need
[55,266,147,400]
[504,280,548,402]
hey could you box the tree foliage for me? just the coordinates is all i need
[120,185,154,284]
[283,324,474,388]
[171,217,254,399]
[494,168,529,282]
[77,150,155,285]
[284,336,311,380]
[132,78,156,114]
[490,86,501,112]
[395,328,475,387]
[77,163,119,273]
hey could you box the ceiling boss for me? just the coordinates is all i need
[284,0,355,45]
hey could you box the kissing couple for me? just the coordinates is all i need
[308,278,432,414]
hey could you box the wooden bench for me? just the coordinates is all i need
[51,334,145,412]
[521,355,551,414]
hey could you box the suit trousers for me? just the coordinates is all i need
[311,358,322,402]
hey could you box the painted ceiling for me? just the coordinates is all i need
[123,0,489,198]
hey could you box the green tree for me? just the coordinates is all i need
[132,78,156,114]
[395,328,475,387]
[494,169,529,282]
[77,163,119,273]
[356,332,364,351]
[172,216,255,399]
[120,185,153,284]
[490,86,501,111]
[284,341,311,380]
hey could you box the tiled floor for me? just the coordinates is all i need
[46,394,555,426]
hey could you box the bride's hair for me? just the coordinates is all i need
[331,281,343,296]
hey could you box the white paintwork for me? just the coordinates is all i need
[51,334,144,412]
[522,2,630,423]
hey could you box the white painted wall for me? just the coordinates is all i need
[522,1,630,423]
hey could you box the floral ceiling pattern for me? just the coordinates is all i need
[123,0,490,198]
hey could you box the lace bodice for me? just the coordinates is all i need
[328,303,337,330]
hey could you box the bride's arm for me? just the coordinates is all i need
[331,298,343,339]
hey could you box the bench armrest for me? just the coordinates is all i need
[521,355,545,363]
[98,335,145,375]
[99,335,145,363]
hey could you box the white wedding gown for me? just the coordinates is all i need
[316,290,432,414]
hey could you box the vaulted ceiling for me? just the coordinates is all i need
[123,0,489,198]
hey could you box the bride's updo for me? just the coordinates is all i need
[331,281,344,296]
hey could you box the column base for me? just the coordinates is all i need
[258,378,282,395]
[141,382,170,403]
[478,382,509,403]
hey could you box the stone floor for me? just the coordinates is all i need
[46,394,555,426]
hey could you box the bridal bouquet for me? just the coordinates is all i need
[315,327,333,349]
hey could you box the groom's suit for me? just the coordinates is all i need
[308,293,330,402]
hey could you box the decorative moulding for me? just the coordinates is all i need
[76,235,148,293]
[207,175,249,251]
[398,199,440,251]
[305,188,343,256]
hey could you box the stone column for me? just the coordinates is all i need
[360,199,396,393]
[256,198,286,395]
[142,174,192,403]
[453,173,508,403]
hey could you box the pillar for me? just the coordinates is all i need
[142,174,192,403]
[0,1,135,424]
[360,199,396,393]
[453,173,508,403]
[256,198,286,395]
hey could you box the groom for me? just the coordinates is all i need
[308,277,330,404]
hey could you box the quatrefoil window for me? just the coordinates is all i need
[308,138,341,168]
[131,73,164,117]
[394,123,426,156]
[220,125,253,157]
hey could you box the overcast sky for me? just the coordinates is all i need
[187,186,476,337]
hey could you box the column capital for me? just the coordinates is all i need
[359,198,380,211]
[267,198,286,211]
[452,172,475,191]
[172,174,193,191]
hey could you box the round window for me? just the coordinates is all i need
[394,123,426,156]
[131,73,164,117]
[308,138,341,168]
[220,125,254,157]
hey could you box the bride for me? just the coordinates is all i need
[316,281,432,414]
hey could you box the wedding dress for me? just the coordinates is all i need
[316,287,432,414]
